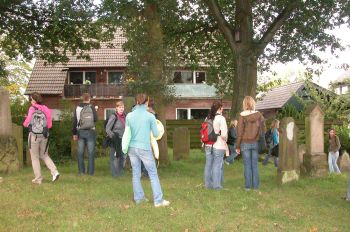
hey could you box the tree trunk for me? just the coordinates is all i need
[145,1,169,165]
[231,52,257,118]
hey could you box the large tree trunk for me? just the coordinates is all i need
[145,1,169,165]
[231,53,257,118]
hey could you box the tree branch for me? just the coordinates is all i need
[256,2,299,55]
[203,0,236,52]
[170,23,218,36]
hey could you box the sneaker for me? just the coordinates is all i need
[32,179,42,185]
[224,160,230,166]
[136,198,149,204]
[154,200,170,208]
[52,172,60,182]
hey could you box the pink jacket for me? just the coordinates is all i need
[23,103,52,129]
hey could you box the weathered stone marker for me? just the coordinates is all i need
[12,123,23,168]
[277,117,300,184]
[339,151,350,172]
[0,87,20,173]
[303,105,328,177]
[173,127,190,160]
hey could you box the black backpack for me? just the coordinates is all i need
[265,128,273,145]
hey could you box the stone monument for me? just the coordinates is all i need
[173,127,190,160]
[0,87,20,173]
[278,117,300,184]
[303,105,328,177]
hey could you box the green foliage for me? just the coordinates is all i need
[333,123,350,153]
[276,104,305,121]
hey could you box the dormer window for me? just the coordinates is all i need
[173,71,206,84]
[69,71,96,84]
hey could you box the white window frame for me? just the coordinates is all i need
[107,70,124,84]
[68,71,97,84]
[176,108,211,120]
[173,70,206,84]
[104,108,115,120]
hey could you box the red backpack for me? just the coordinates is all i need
[200,118,219,145]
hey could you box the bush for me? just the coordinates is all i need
[332,123,350,154]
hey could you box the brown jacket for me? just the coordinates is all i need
[329,135,341,153]
[236,111,265,149]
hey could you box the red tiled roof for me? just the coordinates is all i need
[26,30,128,94]
[256,82,304,110]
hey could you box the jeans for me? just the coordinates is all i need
[128,147,164,204]
[328,151,341,173]
[77,129,96,175]
[110,147,125,177]
[263,144,278,167]
[226,144,238,164]
[204,146,225,189]
[141,161,149,177]
[241,142,260,189]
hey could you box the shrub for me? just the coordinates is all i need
[332,123,350,154]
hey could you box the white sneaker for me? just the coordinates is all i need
[32,179,42,185]
[52,172,60,182]
[154,200,170,208]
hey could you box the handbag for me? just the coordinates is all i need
[340,151,350,172]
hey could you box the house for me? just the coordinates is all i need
[25,30,231,120]
[331,71,350,95]
[256,81,334,119]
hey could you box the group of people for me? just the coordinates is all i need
[24,92,170,207]
[23,92,350,206]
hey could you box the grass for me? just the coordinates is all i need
[1,149,349,232]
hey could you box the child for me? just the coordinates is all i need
[328,128,341,174]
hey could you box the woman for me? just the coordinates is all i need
[328,128,341,174]
[23,92,60,184]
[105,101,126,177]
[236,96,264,190]
[225,119,238,165]
[204,101,228,190]
[125,93,170,207]
[263,119,280,167]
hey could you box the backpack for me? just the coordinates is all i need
[29,106,48,137]
[265,128,273,145]
[78,105,95,130]
[104,112,118,130]
[200,117,219,145]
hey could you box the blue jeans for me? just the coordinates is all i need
[110,147,125,177]
[204,146,225,189]
[241,142,260,189]
[263,145,278,167]
[226,144,238,164]
[328,151,341,173]
[77,130,96,175]
[128,147,164,204]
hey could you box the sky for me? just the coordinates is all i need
[264,24,350,88]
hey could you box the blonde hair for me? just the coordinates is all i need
[270,119,280,129]
[242,96,256,111]
[229,119,238,128]
[116,101,124,107]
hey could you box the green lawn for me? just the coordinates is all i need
[1,150,349,232]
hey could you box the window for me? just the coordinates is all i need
[108,71,123,84]
[173,71,193,83]
[69,71,96,84]
[195,71,206,83]
[85,72,96,84]
[176,108,210,120]
[173,71,206,84]
[104,108,115,120]
[69,72,83,84]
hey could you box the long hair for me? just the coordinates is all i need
[242,96,256,111]
[270,119,280,129]
[30,92,43,104]
[208,101,223,120]
[328,128,336,139]
[135,93,149,105]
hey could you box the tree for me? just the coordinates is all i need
[165,0,349,117]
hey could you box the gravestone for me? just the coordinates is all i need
[339,151,350,172]
[278,117,300,184]
[0,87,20,173]
[173,127,190,160]
[12,123,23,168]
[303,105,328,177]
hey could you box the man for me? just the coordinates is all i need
[72,93,98,175]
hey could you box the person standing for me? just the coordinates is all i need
[23,92,60,184]
[105,101,126,177]
[263,119,280,167]
[204,101,228,190]
[236,96,265,190]
[225,119,238,165]
[328,128,341,174]
[72,93,98,175]
[126,93,170,207]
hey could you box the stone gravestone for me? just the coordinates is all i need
[339,151,350,172]
[173,127,190,160]
[303,105,328,177]
[278,117,300,184]
[12,123,23,168]
[0,87,20,173]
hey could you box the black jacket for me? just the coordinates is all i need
[227,127,237,145]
